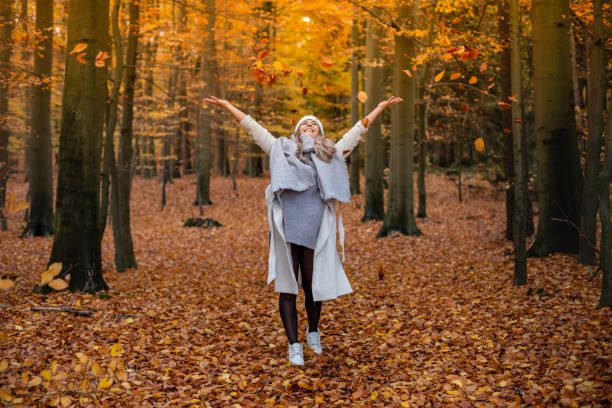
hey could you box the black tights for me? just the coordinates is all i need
[279,244,322,344]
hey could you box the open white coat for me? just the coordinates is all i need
[240,115,368,301]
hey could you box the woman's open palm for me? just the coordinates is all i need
[377,96,403,110]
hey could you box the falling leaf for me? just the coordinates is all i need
[450,72,461,80]
[508,94,519,102]
[402,69,412,77]
[48,279,68,291]
[302,87,308,95]
[461,103,468,112]
[260,38,269,46]
[95,51,109,67]
[468,76,478,84]
[474,137,485,152]
[0,279,14,290]
[434,70,445,82]
[479,62,487,72]
[361,118,369,127]
[320,56,333,68]
[69,43,88,56]
[256,50,268,60]
[76,53,88,65]
[497,101,512,109]
[357,91,368,103]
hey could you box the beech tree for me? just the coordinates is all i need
[0,0,14,231]
[46,0,110,292]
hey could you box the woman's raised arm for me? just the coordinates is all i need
[204,96,247,122]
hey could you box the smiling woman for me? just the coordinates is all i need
[203,95,401,366]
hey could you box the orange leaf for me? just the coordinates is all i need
[76,53,88,65]
[434,70,445,82]
[320,57,333,68]
[357,91,368,103]
[479,62,487,72]
[497,101,512,109]
[468,76,477,84]
[95,51,109,67]
[257,50,268,60]
[450,72,461,81]
[474,137,485,152]
[402,69,412,77]
[361,118,369,127]
[70,43,88,56]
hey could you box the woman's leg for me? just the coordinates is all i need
[278,244,303,344]
[299,246,322,332]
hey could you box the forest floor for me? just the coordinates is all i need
[1,172,610,407]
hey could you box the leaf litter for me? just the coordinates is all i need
[0,173,610,407]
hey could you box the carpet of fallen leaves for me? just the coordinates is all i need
[1,172,611,407]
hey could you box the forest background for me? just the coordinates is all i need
[0,0,611,406]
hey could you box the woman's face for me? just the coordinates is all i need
[299,119,320,137]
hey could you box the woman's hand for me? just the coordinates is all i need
[377,96,403,110]
[203,96,247,122]
[203,96,230,109]
[361,95,404,127]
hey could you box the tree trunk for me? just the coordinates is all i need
[498,0,515,240]
[142,26,157,179]
[23,0,54,237]
[172,2,187,179]
[529,0,582,256]
[112,0,139,272]
[196,0,215,205]
[579,0,605,265]
[99,0,122,241]
[416,61,430,218]
[0,0,14,231]
[510,0,527,286]
[349,19,360,195]
[378,2,420,237]
[46,0,110,292]
[361,16,384,222]
[598,92,612,308]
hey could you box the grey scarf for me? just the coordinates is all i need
[270,137,350,203]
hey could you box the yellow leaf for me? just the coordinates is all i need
[468,76,478,84]
[75,352,88,364]
[0,389,11,402]
[0,360,7,371]
[474,137,485,152]
[434,70,445,82]
[357,91,367,103]
[272,61,284,72]
[110,387,122,394]
[314,396,324,404]
[116,370,128,381]
[70,43,88,55]
[450,72,461,80]
[41,263,62,285]
[98,377,113,389]
[60,395,72,407]
[370,391,379,400]
[28,376,42,386]
[48,279,68,291]
[447,390,459,396]
[51,360,58,374]
[40,370,51,381]
[92,361,105,376]
[0,279,14,290]
[401,402,411,408]
[499,380,508,387]
[110,343,124,357]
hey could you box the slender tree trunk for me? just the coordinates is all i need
[579,0,605,265]
[172,2,187,179]
[529,0,582,256]
[112,0,139,272]
[361,16,384,222]
[23,0,54,237]
[598,92,612,308]
[510,0,527,286]
[349,19,360,195]
[21,0,31,194]
[100,0,122,241]
[378,2,420,237]
[0,0,14,231]
[499,0,515,240]
[142,29,157,179]
[416,62,429,218]
[46,0,110,292]
[196,0,215,205]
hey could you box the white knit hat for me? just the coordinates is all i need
[294,115,324,137]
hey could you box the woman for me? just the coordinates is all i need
[205,95,402,365]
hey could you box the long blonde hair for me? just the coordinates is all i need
[292,131,337,163]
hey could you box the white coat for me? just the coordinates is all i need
[240,115,368,301]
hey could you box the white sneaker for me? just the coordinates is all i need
[306,328,322,355]
[288,343,304,366]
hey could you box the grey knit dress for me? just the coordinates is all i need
[281,134,325,250]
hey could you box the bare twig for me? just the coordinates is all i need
[31,306,95,316]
